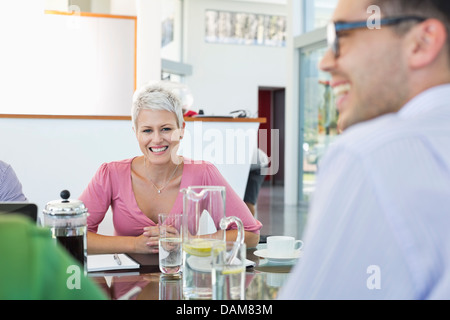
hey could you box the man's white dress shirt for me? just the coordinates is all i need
[278,84,450,299]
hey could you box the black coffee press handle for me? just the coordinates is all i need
[60,190,70,203]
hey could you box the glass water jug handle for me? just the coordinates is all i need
[220,216,244,245]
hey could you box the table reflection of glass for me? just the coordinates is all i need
[89,244,296,300]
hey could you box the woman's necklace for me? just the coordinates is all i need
[144,157,180,194]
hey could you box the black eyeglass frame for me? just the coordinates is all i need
[327,16,427,58]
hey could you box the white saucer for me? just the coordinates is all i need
[253,249,302,263]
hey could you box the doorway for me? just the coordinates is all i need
[258,87,285,185]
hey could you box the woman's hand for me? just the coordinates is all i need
[140,226,160,253]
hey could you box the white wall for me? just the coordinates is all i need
[45,0,69,11]
[109,0,137,16]
[0,4,135,117]
[183,0,287,116]
[41,13,135,116]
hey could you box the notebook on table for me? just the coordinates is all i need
[87,254,140,272]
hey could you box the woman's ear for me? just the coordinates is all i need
[172,122,186,142]
[180,122,186,139]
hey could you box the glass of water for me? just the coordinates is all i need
[211,241,246,300]
[158,213,183,275]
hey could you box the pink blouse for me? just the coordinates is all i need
[79,158,262,236]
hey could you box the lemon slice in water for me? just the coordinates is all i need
[183,239,216,257]
[221,267,245,275]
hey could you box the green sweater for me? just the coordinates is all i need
[0,215,106,300]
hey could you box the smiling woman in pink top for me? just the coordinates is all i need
[79,82,262,254]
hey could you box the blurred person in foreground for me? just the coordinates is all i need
[0,160,27,202]
[80,81,261,255]
[279,0,450,299]
[0,215,106,300]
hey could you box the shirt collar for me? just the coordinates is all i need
[398,84,450,119]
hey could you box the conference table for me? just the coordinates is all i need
[88,244,294,300]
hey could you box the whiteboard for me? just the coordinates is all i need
[0,12,135,116]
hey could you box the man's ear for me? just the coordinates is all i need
[408,19,448,69]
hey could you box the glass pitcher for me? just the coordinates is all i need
[181,186,244,300]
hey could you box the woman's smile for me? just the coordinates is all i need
[149,145,169,154]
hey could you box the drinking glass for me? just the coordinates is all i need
[158,213,183,274]
[159,274,182,300]
[211,241,246,300]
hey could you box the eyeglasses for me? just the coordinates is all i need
[327,16,427,58]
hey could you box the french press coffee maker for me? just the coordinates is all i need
[42,190,88,270]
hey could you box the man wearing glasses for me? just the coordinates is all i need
[279,0,450,299]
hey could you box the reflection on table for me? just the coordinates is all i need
[89,245,294,300]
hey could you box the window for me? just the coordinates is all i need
[304,0,339,32]
[205,10,286,47]
[299,45,338,200]
[293,0,339,203]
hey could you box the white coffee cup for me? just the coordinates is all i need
[266,236,303,258]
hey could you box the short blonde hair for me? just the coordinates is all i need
[131,81,185,130]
